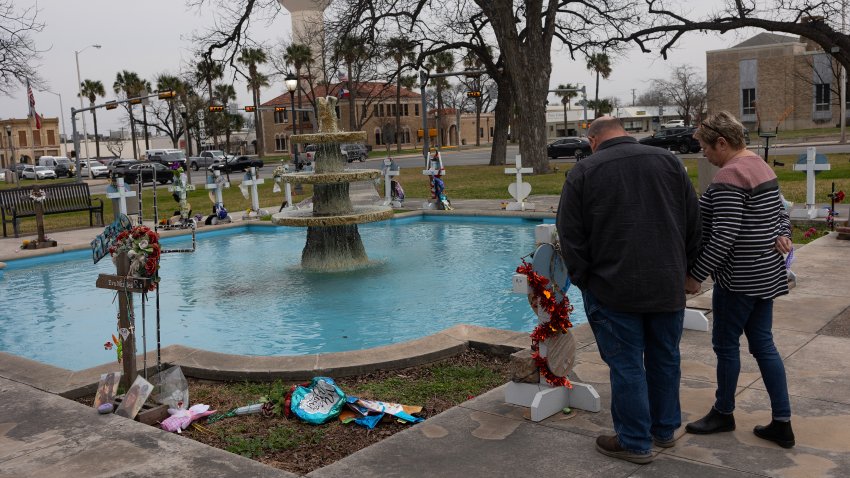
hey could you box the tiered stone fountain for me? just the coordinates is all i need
[271,96,393,271]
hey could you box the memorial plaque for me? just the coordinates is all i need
[96,274,150,293]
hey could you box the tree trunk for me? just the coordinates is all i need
[129,112,138,160]
[475,93,481,146]
[562,102,568,136]
[170,106,179,148]
[142,105,150,151]
[435,83,443,148]
[347,63,356,130]
[594,70,600,118]
[477,0,554,173]
[208,80,219,149]
[254,87,264,157]
[92,110,101,159]
[395,63,402,153]
[490,78,512,166]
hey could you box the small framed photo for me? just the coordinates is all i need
[93,371,122,408]
[115,376,153,419]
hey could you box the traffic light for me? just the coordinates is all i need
[104,101,118,110]
[466,91,482,98]
[157,90,176,99]
[244,106,255,112]
[208,105,225,112]
[274,107,286,112]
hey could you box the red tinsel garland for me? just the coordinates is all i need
[516,260,574,388]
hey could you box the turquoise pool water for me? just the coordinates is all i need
[0,216,585,371]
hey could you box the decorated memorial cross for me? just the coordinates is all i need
[168,168,196,221]
[791,147,831,220]
[204,169,231,224]
[504,154,534,211]
[106,177,137,216]
[241,167,267,218]
[382,158,401,207]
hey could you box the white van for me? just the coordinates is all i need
[37,156,73,178]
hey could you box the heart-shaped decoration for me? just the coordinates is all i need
[508,182,532,201]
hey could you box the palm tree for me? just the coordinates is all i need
[384,36,415,152]
[195,58,225,148]
[586,53,612,118]
[334,35,366,130]
[284,43,313,146]
[213,84,237,154]
[554,83,578,136]
[239,47,269,157]
[156,74,186,148]
[79,79,105,159]
[425,51,454,148]
[113,70,144,159]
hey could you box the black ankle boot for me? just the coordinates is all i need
[754,420,795,448]
[685,408,736,434]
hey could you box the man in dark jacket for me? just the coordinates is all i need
[556,116,701,464]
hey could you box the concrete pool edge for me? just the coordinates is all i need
[0,324,538,399]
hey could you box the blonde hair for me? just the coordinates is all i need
[694,111,746,149]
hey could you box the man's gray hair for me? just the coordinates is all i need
[587,116,625,138]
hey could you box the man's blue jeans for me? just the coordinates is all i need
[583,289,684,454]
[711,285,791,420]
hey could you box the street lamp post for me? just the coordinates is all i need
[285,71,299,170]
[40,90,69,158]
[179,103,191,168]
[75,44,102,160]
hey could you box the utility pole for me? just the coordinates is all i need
[631,89,636,106]
[840,0,847,143]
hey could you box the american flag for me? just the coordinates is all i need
[26,80,42,130]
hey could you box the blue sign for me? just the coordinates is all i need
[91,214,133,264]
[796,153,829,175]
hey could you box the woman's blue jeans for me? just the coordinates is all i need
[711,285,791,420]
[583,289,684,454]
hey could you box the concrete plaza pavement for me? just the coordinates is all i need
[2,196,850,477]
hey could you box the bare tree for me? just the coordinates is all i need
[105,136,125,158]
[0,0,44,95]
[650,65,707,126]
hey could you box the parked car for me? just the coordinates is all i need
[188,150,228,171]
[547,137,592,160]
[111,162,172,185]
[638,126,700,154]
[210,155,264,174]
[79,160,110,179]
[38,156,73,178]
[146,149,187,168]
[659,119,685,129]
[14,163,27,179]
[22,165,57,180]
[341,143,369,163]
[108,159,138,173]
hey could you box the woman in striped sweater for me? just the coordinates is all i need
[684,111,795,448]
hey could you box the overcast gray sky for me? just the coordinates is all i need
[2,0,756,135]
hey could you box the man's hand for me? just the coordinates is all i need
[685,274,702,295]
[775,236,792,254]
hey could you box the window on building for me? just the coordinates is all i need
[414,104,419,116]
[47,130,56,146]
[379,104,385,117]
[301,111,310,123]
[274,135,287,151]
[815,83,831,112]
[18,131,27,147]
[742,88,756,116]
[403,104,409,116]
[489,126,494,137]
[375,127,383,145]
[403,127,411,144]
[373,105,379,117]
[479,127,484,138]
[274,110,288,124]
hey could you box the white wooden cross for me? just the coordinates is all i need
[204,169,230,207]
[242,167,265,215]
[504,154,535,211]
[791,147,831,219]
[382,158,401,207]
[106,177,137,216]
[168,170,196,218]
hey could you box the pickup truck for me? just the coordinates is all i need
[188,150,228,171]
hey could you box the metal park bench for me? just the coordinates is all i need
[0,183,104,237]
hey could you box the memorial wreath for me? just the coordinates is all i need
[109,225,161,290]
[516,259,574,388]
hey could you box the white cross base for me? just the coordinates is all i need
[505,155,535,211]
[505,381,601,421]
[106,177,137,215]
[791,147,830,219]
[241,167,265,216]
[382,160,401,207]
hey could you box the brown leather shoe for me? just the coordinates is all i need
[595,435,654,464]
[652,436,676,448]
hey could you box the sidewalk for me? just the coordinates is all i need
[2,200,850,477]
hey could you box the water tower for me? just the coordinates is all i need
[278,0,329,69]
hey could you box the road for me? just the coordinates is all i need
[86,141,849,195]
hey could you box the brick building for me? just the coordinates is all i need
[0,117,62,169]
[706,32,849,131]
[259,82,493,156]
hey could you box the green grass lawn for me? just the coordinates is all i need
[4,152,849,238]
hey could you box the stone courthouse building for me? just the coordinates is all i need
[706,31,848,131]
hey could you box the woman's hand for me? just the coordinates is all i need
[775,236,792,254]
